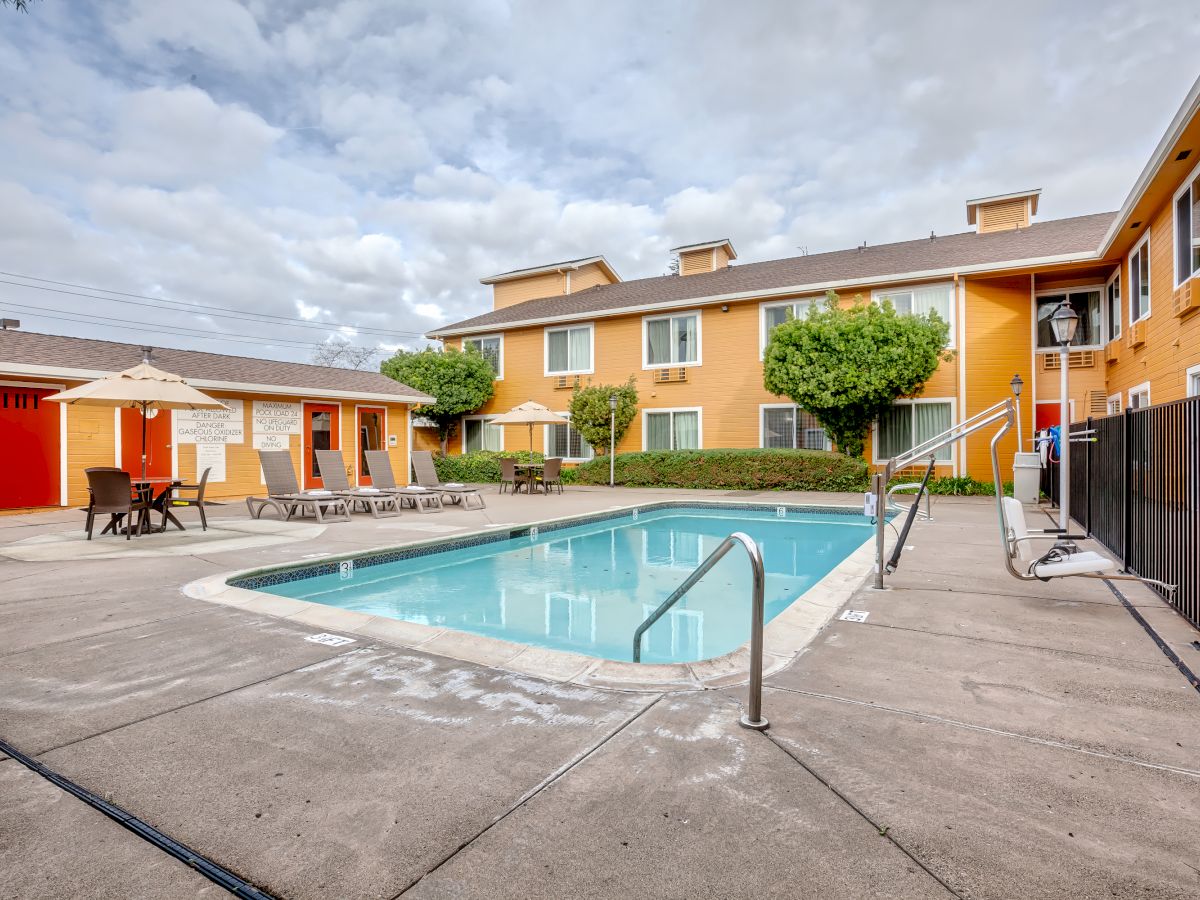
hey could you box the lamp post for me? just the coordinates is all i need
[1009,373,1024,452]
[1049,302,1080,534]
[608,394,618,488]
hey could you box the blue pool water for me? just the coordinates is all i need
[248,505,871,664]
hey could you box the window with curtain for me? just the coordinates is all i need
[1106,274,1121,341]
[1175,173,1200,284]
[876,402,952,461]
[1129,385,1151,409]
[645,313,699,365]
[546,325,592,374]
[876,283,953,323]
[762,300,816,346]
[464,417,502,452]
[1129,236,1151,323]
[1036,291,1102,348]
[546,415,593,460]
[463,336,502,377]
[761,406,832,451]
[645,410,699,450]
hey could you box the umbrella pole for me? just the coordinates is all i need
[140,402,148,480]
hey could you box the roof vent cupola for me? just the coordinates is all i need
[671,239,737,275]
[966,189,1041,234]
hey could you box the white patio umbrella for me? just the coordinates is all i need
[45,358,228,479]
[488,401,569,456]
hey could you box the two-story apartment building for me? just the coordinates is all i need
[427,75,1200,479]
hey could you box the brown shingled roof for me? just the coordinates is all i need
[0,329,434,402]
[432,212,1116,336]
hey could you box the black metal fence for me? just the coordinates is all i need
[1046,396,1199,628]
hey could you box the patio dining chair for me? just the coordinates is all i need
[163,467,212,531]
[84,468,152,540]
[363,450,444,513]
[314,450,400,518]
[498,457,530,495]
[246,450,350,523]
[534,457,564,495]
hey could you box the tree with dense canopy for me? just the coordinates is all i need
[567,376,639,454]
[380,346,495,456]
[762,291,951,459]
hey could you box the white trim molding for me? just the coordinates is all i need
[1128,381,1152,409]
[353,404,388,486]
[1128,230,1152,326]
[1106,392,1123,415]
[641,407,703,451]
[641,309,703,370]
[1172,158,1200,287]
[543,322,595,377]
[462,333,505,381]
[1186,364,1200,398]
[461,414,504,454]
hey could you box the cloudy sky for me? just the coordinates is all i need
[1,1,1197,364]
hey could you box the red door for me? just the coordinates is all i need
[303,403,340,489]
[120,408,172,478]
[357,407,385,486]
[1034,403,1061,432]
[0,384,60,509]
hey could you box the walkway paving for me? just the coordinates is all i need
[1,487,1197,899]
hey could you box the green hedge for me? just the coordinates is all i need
[887,475,1012,496]
[431,450,560,484]
[570,448,869,492]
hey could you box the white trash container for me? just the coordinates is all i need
[1012,452,1042,505]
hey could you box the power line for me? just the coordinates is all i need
[0,270,430,338]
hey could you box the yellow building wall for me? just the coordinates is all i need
[569,262,618,293]
[492,271,567,309]
[680,249,715,275]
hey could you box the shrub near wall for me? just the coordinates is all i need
[432,450,548,484]
[571,449,869,492]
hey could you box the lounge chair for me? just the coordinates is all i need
[246,450,351,523]
[410,450,486,509]
[84,468,153,540]
[363,450,445,513]
[163,466,212,531]
[534,457,564,495]
[314,450,401,518]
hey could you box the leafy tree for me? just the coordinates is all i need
[2,1,37,11]
[762,291,951,459]
[568,376,638,454]
[310,339,379,370]
[380,346,495,456]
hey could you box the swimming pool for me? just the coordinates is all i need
[231,503,872,664]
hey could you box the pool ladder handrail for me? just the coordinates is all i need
[632,531,768,730]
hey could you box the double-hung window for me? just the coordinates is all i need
[1187,365,1200,398]
[760,299,816,354]
[874,282,955,346]
[760,405,832,451]
[545,413,594,461]
[463,334,503,379]
[544,324,593,375]
[1035,290,1102,349]
[1106,273,1121,342]
[875,401,953,463]
[644,312,700,367]
[1128,383,1151,410]
[463,416,502,453]
[1129,233,1151,324]
[644,409,701,450]
[1175,167,1200,285]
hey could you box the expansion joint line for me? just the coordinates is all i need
[392,692,667,898]
[1103,580,1200,696]
[757,729,964,899]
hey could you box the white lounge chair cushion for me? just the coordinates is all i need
[1030,550,1117,578]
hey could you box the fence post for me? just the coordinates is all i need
[1121,407,1131,571]
[1086,415,1093,535]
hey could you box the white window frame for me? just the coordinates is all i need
[871,281,957,349]
[1106,392,1122,415]
[642,310,703,369]
[1128,381,1151,410]
[759,298,818,358]
[462,334,504,380]
[1187,364,1200,398]
[757,403,832,451]
[641,407,703,451]
[1033,285,1106,352]
[543,411,595,462]
[1105,269,1122,343]
[870,397,957,467]
[1172,159,1200,287]
[543,322,595,376]
[461,414,503,453]
[1128,231,1152,326]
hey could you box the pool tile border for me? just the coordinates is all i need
[183,500,877,693]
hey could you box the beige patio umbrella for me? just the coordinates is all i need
[45,357,228,479]
[488,400,569,456]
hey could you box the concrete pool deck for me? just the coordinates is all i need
[1,485,1198,898]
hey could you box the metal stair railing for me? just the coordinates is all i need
[872,398,1015,589]
[632,531,769,730]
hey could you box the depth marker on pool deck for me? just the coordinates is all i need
[305,633,356,647]
[839,610,870,623]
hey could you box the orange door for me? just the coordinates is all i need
[357,407,385,486]
[1,385,60,509]
[303,403,340,489]
[120,408,173,478]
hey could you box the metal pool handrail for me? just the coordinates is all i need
[632,531,769,730]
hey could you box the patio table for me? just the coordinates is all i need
[133,477,186,533]
[514,463,543,494]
